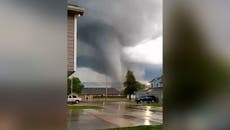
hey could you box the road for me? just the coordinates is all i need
[68,101,162,130]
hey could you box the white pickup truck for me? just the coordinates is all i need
[67,95,82,104]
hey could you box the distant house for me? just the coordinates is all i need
[67,1,85,77]
[150,76,163,88]
[133,76,163,102]
[148,75,163,102]
[80,88,122,100]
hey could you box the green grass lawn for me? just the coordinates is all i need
[141,103,162,107]
[92,98,162,107]
[68,105,103,109]
[98,125,162,130]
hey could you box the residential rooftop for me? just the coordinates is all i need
[150,75,163,83]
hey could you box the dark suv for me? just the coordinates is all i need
[135,95,158,104]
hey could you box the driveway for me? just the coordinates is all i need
[68,101,162,130]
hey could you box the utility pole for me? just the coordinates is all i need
[105,75,108,101]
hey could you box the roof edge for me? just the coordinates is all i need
[149,75,163,83]
[68,5,85,15]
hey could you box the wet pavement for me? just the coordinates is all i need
[68,101,162,130]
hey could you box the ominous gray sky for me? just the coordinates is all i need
[72,0,162,87]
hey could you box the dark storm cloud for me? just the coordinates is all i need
[143,64,162,80]
[76,0,162,82]
[78,0,161,46]
[122,60,162,81]
[4,0,66,20]
[78,21,123,81]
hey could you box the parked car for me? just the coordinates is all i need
[148,95,159,103]
[135,95,158,104]
[67,95,82,104]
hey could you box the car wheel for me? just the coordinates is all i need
[75,100,79,104]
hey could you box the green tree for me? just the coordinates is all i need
[67,78,71,95]
[135,81,146,90]
[123,70,140,100]
[67,77,84,95]
[72,77,84,95]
